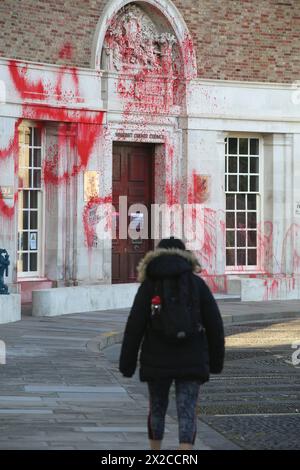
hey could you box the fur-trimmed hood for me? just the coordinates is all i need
[137,248,201,283]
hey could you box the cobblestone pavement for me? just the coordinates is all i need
[0,306,299,450]
[199,319,300,450]
[0,308,233,450]
[102,318,300,450]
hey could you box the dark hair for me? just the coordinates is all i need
[157,237,186,251]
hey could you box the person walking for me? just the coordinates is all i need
[119,237,225,451]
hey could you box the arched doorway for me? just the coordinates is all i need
[92,1,197,283]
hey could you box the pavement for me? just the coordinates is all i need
[0,300,299,450]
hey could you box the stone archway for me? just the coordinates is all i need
[91,0,197,81]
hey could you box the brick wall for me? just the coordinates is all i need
[176,0,300,83]
[0,0,299,83]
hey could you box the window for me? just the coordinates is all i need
[17,126,43,276]
[225,137,260,269]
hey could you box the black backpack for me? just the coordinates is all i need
[149,272,203,342]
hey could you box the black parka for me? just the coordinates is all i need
[119,248,225,383]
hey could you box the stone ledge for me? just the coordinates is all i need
[32,283,140,317]
[0,294,21,324]
[241,277,300,301]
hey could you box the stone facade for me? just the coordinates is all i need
[0,0,300,317]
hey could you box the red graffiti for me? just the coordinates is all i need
[0,119,21,161]
[0,118,22,219]
[43,120,104,186]
[54,65,82,104]
[0,191,18,219]
[9,59,82,105]
[7,60,105,189]
[5,59,106,252]
[9,60,46,100]
[165,181,180,207]
[201,274,228,294]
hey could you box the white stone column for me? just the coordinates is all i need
[292,133,300,275]
[44,124,65,285]
[184,125,226,275]
[75,124,108,284]
[263,134,294,275]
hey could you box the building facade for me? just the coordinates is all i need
[0,0,300,317]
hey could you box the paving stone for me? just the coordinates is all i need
[2,304,298,449]
[22,335,92,341]
[0,409,53,414]
[79,426,149,433]
[25,385,127,393]
[0,396,43,402]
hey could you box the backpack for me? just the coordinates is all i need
[149,272,203,342]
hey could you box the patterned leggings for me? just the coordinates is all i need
[147,379,200,445]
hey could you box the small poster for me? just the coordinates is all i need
[30,233,37,250]
[130,212,144,231]
[0,186,14,199]
[84,171,100,202]
[193,175,210,204]
[295,201,300,217]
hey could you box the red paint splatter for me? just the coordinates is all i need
[201,274,228,294]
[9,59,83,105]
[43,120,104,186]
[188,171,210,205]
[83,196,112,248]
[0,120,21,161]
[0,191,18,219]
[7,60,105,188]
[9,60,46,100]
[181,33,197,80]
[22,103,101,123]
[165,181,180,206]
[104,5,189,124]
[0,118,22,220]
[54,65,82,104]
[281,223,300,274]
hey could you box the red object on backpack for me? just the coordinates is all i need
[151,296,161,305]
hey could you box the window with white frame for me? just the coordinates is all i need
[225,137,260,269]
[17,125,43,276]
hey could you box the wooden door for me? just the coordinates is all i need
[112,144,154,283]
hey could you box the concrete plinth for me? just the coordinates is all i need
[241,276,300,301]
[0,294,21,324]
[32,283,140,317]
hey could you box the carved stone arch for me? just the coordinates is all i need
[91,0,197,80]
